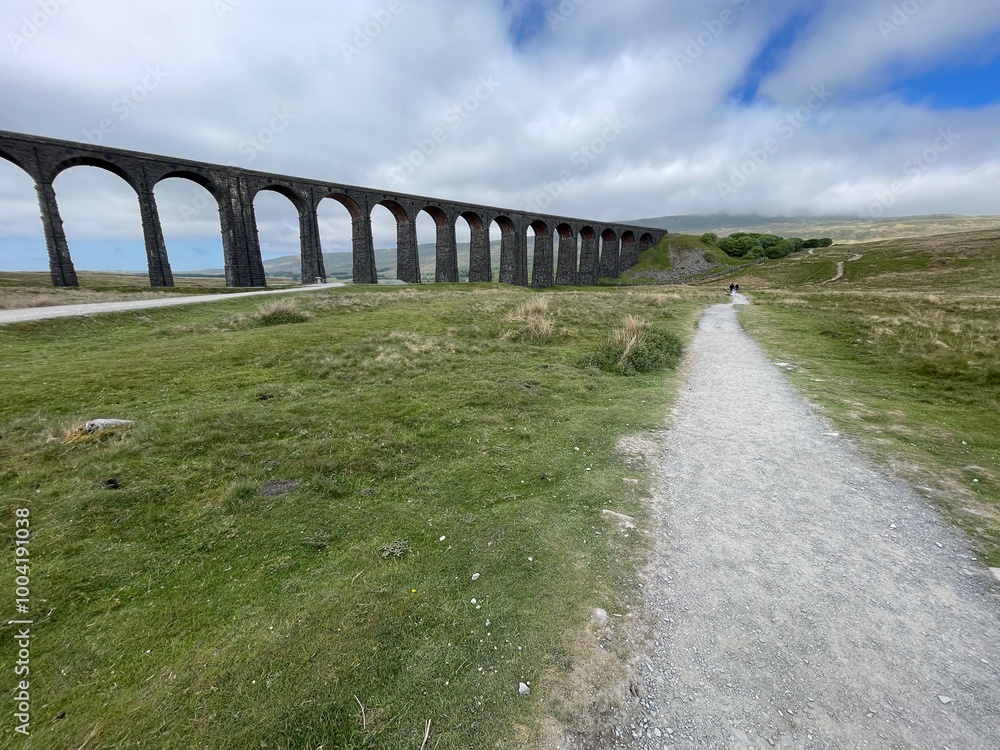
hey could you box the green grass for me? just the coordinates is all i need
[734,229,1000,566]
[0,284,715,749]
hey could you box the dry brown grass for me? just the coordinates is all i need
[501,295,555,340]
[611,316,648,368]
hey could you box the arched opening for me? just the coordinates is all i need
[0,153,47,272]
[578,226,599,285]
[600,228,619,279]
[322,193,374,284]
[51,163,145,280]
[639,233,654,253]
[454,214,472,281]
[461,211,490,283]
[153,174,226,282]
[555,223,577,285]
[374,200,408,283]
[253,186,303,282]
[529,219,553,289]
[317,196,358,281]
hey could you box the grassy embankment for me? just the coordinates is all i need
[723,230,1000,565]
[0,283,718,749]
[0,271,296,310]
[617,234,748,285]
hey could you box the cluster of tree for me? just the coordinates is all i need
[700,232,833,260]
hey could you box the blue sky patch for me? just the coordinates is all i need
[730,10,820,104]
[505,0,553,50]
[889,54,1000,109]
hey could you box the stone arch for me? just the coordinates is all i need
[599,227,619,279]
[639,232,654,252]
[324,192,365,220]
[255,183,306,212]
[418,205,458,282]
[461,210,490,282]
[154,169,224,198]
[323,192,375,284]
[375,199,417,283]
[253,185,304,280]
[152,172,228,285]
[555,222,577,285]
[51,156,139,193]
[578,226,600,285]
[529,219,554,289]
[52,161,152,281]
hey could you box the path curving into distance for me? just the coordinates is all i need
[609,296,1000,749]
[822,254,863,284]
[0,282,344,325]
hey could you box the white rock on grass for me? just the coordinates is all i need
[85,419,135,434]
[518,682,531,696]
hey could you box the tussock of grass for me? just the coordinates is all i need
[587,315,684,376]
[250,298,311,326]
[627,291,682,307]
[501,295,555,341]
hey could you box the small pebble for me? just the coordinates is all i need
[519,682,531,695]
[471,573,480,581]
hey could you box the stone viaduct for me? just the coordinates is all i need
[0,130,667,289]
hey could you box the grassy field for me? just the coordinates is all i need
[636,212,1000,245]
[724,230,1000,566]
[0,283,719,749]
[0,271,296,310]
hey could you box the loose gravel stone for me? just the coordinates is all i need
[569,297,1000,749]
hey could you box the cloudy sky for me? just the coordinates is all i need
[2,0,999,272]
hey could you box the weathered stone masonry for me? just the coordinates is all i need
[0,130,666,288]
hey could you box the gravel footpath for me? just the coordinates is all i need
[600,296,1000,749]
[0,282,343,325]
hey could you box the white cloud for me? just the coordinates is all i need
[1,0,999,271]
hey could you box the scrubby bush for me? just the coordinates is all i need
[251,299,311,327]
[802,237,834,249]
[587,315,683,376]
[700,232,719,245]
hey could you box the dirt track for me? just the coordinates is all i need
[582,296,1000,749]
[0,282,342,325]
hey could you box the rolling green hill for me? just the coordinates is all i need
[630,213,1000,246]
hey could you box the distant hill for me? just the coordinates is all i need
[183,241,507,281]
[628,213,1000,245]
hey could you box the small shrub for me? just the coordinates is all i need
[252,299,311,327]
[586,316,683,376]
[379,539,412,558]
